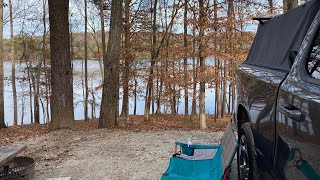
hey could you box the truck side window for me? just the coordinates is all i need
[307,30,320,79]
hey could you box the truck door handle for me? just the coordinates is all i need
[279,104,305,122]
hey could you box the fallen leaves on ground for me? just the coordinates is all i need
[118,114,231,132]
[0,124,49,146]
[0,114,232,147]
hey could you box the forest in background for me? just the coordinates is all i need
[0,0,302,130]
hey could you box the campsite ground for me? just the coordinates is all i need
[1,115,237,179]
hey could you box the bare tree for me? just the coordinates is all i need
[228,0,236,115]
[9,0,17,125]
[144,0,181,121]
[144,0,158,122]
[199,0,206,129]
[48,0,75,130]
[99,0,123,128]
[42,0,50,123]
[121,0,131,118]
[92,0,107,78]
[191,0,198,116]
[0,0,5,128]
[99,0,106,79]
[84,0,89,121]
[183,0,188,118]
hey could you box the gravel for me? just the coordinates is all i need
[20,129,237,180]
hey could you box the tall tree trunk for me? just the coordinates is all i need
[34,63,41,124]
[99,0,123,128]
[81,60,85,119]
[84,0,89,121]
[221,60,227,117]
[27,63,34,124]
[134,76,137,115]
[144,0,158,122]
[231,68,235,114]
[216,59,221,119]
[42,0,50,124]
[9,0,17,126]
[199,0,206,129]
[213,0,221,120]
[227,0,235,115]
[48,0,75,130]
[22,36,34,124]
[171,61,176,115]
[283,0,298,12]
[156,60,163,114]
[191,24,197,116]
[155,0,167,115]
[100,0,106,77]
[151,86,155,115]
[183,0,188,117]
[228,83,231,113]
[70,12,73,61]
[20,94,24,125]
[0,0,5,128]
[91,92,95,119]
[121,0,130,118]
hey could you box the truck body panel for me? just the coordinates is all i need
[236,1,320,179]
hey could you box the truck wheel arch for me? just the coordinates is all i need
[237,104,250,130]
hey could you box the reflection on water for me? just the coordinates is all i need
[3,59,227,126]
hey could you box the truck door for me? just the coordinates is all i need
[276,12,320,180]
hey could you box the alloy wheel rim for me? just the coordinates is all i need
[239,134,250,180]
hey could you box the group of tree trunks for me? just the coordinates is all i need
[0,0,300,130]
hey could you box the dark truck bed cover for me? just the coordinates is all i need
[244,0,320,72]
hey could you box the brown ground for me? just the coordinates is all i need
[1,115,238,179]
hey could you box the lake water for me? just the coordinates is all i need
[3,59,227,126]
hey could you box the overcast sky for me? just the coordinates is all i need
[3,0,306,39]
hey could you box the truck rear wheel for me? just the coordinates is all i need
[237,122,260,180]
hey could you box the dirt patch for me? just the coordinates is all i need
[20,129,238,180]
[1,115,237,179]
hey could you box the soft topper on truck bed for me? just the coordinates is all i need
[235,0,320,179]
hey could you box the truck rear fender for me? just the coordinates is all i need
[236,104,251,130]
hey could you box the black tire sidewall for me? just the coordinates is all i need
[237,122,260,180]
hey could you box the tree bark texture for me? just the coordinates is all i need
[221,64,227,117]
[199,0,206,129]
[0,0,5,128]
[99,0,123,128]
[42,0,50,123]
[32,65,40,124]
[100,0,106,78]
[84,0,89,121]
[216,59,221,119]
[183,0,188,117]
[144,0,157,122]
[191,25,197,116]
[121,0,131,118]
[9,0,17,126]
[48,0,75,130]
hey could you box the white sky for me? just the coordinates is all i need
[2,0,308,39]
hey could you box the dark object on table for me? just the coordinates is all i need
[0,156,35,180]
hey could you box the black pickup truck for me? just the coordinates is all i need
[235,1,320,179]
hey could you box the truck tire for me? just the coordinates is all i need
[237,122,260,180]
